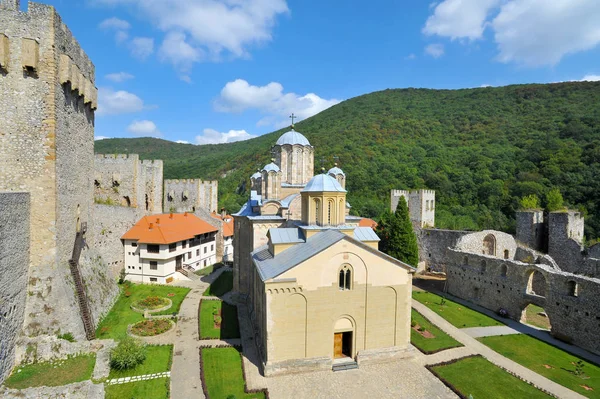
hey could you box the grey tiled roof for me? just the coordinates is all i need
[275,130,311,146]
[268,228,305,244]
[302,174,346,193]
[354,227,380,242]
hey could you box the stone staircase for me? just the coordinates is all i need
[69,223,96,340]
[178,266,200,281]
[332,359,359,372]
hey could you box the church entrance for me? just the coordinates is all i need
[334,331,352,358]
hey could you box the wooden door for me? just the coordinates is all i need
[334,333,343,358]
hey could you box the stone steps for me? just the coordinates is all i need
[332,361,358,372]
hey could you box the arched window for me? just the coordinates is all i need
[314,198,321,226]
[463,256,469,266]
[504,249,509,259]
[328,200,332,225]
[567,281,579,297]
[338,265,352,290]
[500,264,508,277]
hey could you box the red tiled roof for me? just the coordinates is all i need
[121,213,218,244]
[211,212,234,237]
[359,218,378,228]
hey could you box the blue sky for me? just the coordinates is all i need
[36,0,600,144]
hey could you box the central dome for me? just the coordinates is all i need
[302,173,346,193]
[276,130,311,146]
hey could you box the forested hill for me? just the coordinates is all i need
[95,82,600,239]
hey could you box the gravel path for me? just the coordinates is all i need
[461,325,522,338]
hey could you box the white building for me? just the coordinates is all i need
[121,212,218,283]
[211,211,235,264]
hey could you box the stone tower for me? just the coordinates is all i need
[273,128,314,186]
[391,189,435,228]
[515,210,546,251]
[0,0,103,375]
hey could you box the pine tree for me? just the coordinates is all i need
[376,199,419,267]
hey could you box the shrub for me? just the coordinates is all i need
[110,338,146,370]
[411,321,417,328]
[57,332,75,342]
[118,268,126,284]
[418,326,426,332]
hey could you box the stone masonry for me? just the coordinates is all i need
[164,179,218,214]
[0,193,30,383]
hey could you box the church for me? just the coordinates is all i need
[233,128,415,376]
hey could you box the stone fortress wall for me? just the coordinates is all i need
[164,178,218,214]
[0,193,30,383]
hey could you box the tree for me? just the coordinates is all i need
[376,199,419,267]
[546,188,564,212]
[519,194,541,210]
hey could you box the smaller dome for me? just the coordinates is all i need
[251,172,261,179]
[302,173,346,193]
[328,163,345,177]
[262,162,280,173]
[275,130,311,146]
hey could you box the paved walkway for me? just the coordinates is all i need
[412,301,587,399]
[461,325,521,338]
[106,371,170,385]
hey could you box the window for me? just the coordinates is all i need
[147,244,159,253]
[188,251,192,260]
[204,247,207,254]
[327,201,332,225]
[196,249,200,256]
[314,199,321,226]
[150,277,157,282]
[567,281,579,297]
[504,249,509,259]
[500,264,508,277]
[338,265,352,290]
[211,244,214,251]
[150,261,158,270]
[204,259,207,266]
[182,240,187,249]
[169,243,177,252]
[131,242,137,247]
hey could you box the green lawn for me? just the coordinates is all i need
[412,291,503,328]
[96,283,190,340]
[194,264,215,276]
[202,347,265,399]
[105,377,169,399]
[431,356,552,399]
[199,300,240,339]
[108,345,173,379]
[522,304,551,330]
[479,334,600,397]
[4,354,96,389]
[203,271,233,297]
[410,309,463,353]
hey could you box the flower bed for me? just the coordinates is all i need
[130,319,174,337]
[135,296,170,310]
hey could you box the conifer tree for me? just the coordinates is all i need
[376,199,419,267]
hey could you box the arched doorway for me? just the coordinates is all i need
[526,270,547,297]
[333,317,354,359]
[483,234,496,256]
[521,303,551,330]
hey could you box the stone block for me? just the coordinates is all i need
[0,34,8,71]
[59,54,71,84]
[70,64,80,91]
[21,38,39,72]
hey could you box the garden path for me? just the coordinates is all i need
[461,325,521,338]
[412,301,587,399]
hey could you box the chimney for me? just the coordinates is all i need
[0,1,20,11]
[184,212,188,217]
[148,223,154,230]
[221,207,226,219]
[169,212,173,219]
[156,218,160,225]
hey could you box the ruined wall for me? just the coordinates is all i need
[548,211,586,275]
[0,193,30,384]
[445,249,600,355]
[417,228,469,272]
[516,210,546,251]
[164,179,218,214]
[454,230,517,259]
[138,159,163,214]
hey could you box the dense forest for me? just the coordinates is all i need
[95,82,600,239]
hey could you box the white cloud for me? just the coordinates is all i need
[94,136,110,140]
[127,120,161,137]
[581,74,600,81]
[94,0,289,76]
[130,37,154,60]
[480,84,492,87]
[195,128,257,145]
[405,53,416,60]
[99,17,130,43]
[215,79,340,127]
[175,140,190,144]
[423,0,499,40]
[159,32,202,79]
[423,0,600,67]
[97,88,145,115]
[425,43,445,58]
[105,72,134,82]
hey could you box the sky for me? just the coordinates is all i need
[33,0,600,144]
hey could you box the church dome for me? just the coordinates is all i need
[262,162,280,173]
[251,171,262,179]
[302,173,346,193]
[328,164,345,176]
[275,130,311,146]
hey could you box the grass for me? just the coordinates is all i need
[105,377,170,399]
[412,290,503,328]
[203,271,233,297]
[479,334,600,397]
[108,345,173,379]
[194,264,215,276]
[410,309,463,353]
[96,283,190,340]
[4,354,96,389]
[199,300,240,339]
[522,304,551,330]
[202,347,264,399]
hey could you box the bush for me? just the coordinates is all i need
[110,338,146,370]
[57,332,75,342]
[411,321,417,327]
[418,326,426,332]
[118,268,126,285]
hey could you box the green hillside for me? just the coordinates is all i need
[95,82,600,239]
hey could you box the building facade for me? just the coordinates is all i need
[122,213,218,284]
